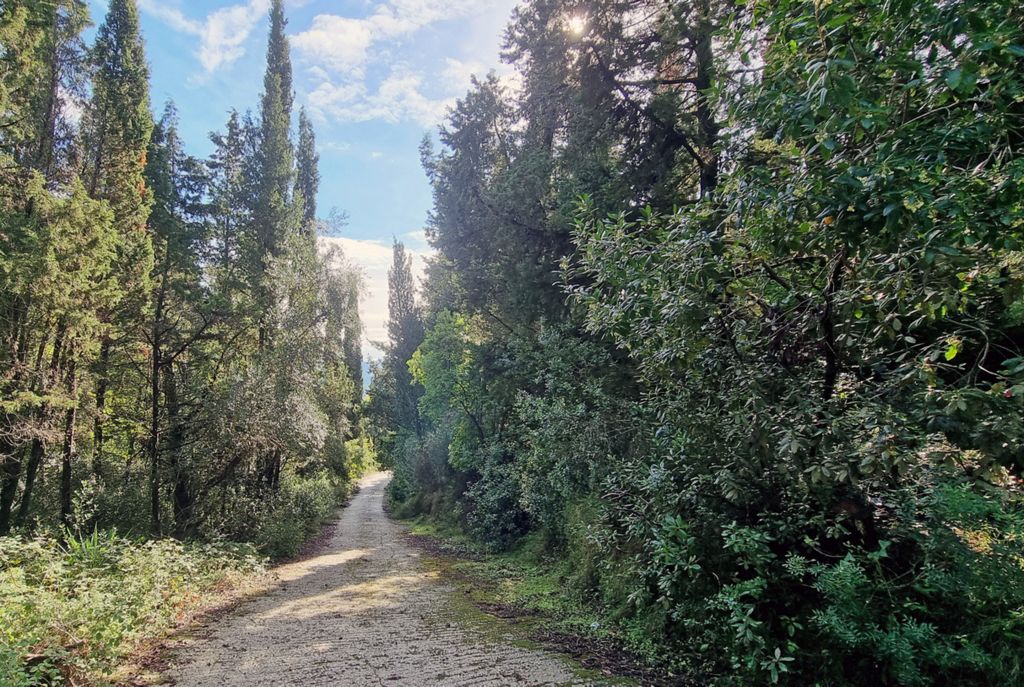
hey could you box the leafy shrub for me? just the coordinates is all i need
[0,531,262,685]
[462,446,530,551]
[255,471,346,559]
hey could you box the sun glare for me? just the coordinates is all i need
[565,13,588,36]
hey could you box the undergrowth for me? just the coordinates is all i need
[1,467,368,685]
[0,532,263,686]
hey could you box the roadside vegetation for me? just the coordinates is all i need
[370,0,1024,685]
[1,0,372,683]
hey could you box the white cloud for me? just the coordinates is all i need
[294,0,512,126]
[306,65,455,126]
[293,0,491,75]
[323,140,352,154]
[402,229,427,245]
[291,14,377,76]
[319,236,429,360]
[139,0,270,74]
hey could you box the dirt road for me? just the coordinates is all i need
[166,472,614,686]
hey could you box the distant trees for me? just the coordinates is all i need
[372,0,1024,684]
[0,0,365,541]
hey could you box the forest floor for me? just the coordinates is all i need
[157,472,625,686]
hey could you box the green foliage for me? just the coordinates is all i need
[254,471,346,560]
[372,0,1024,685]
[0,532,262,685]
[1,7,370,682]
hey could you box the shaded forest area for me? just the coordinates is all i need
[1,0,369,682]
[369,0,1024,685]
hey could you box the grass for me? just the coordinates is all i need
[404,517,614,643]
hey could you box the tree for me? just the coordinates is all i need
[143,102,212,534]
[386,240,425,437]
[82,0,153,479]
[295,107,320,233]
[252,0,297,349]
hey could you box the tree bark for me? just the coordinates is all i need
[17,322,66,527]
[60,359,78,530]
[93,337,110,478]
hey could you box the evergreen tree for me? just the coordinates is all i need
[385,240,424,437]
[255,0,295,258]
[208,110,250,276]
[295,107,320,233]
[252,0,296,347]
[265,0,292,117]
[82,0,153,475]
[144,102,210,534]
[342,278,364,400]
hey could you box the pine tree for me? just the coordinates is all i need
[295,107,320,233]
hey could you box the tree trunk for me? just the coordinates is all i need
[93,337,110,478]
[693,1,720,199]
[60,360,78,530]
[17,322,66,527]
[165,365,192,537]
[0,448,24,534]
[16,439,45,527]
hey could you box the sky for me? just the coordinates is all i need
[85,0,520,359]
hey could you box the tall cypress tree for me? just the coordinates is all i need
[386,240,424,436]
[252,0,296,348]
[255,0,294,259]
[342,279,364,400]
[295,107,319,233]
[266,0,292,117]
[83,0,153,475]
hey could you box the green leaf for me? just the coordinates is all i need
[945,68,962,90]
[825,13,852,28]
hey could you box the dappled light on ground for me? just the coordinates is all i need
[167,472,610,686]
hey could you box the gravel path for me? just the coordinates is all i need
[166,472,611,686]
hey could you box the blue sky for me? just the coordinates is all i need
[85,0,519,356]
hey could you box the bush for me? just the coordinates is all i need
[0,531,262,685]
[255,471,347,559]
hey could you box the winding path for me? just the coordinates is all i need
[166,472,612,686]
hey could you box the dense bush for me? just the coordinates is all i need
[0,532,262,686]
[253,472,348,559]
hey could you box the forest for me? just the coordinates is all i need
[2,0,1024,685]
[368,0,1024,685]
[1,0,369,682]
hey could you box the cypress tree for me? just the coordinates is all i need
[295,107,320,233]
[386,240,424,436]
[83,0,153,474]
[342,280,364,400]
[255,0,294,260]
[266,0,292,117]
[252,0,296,349]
